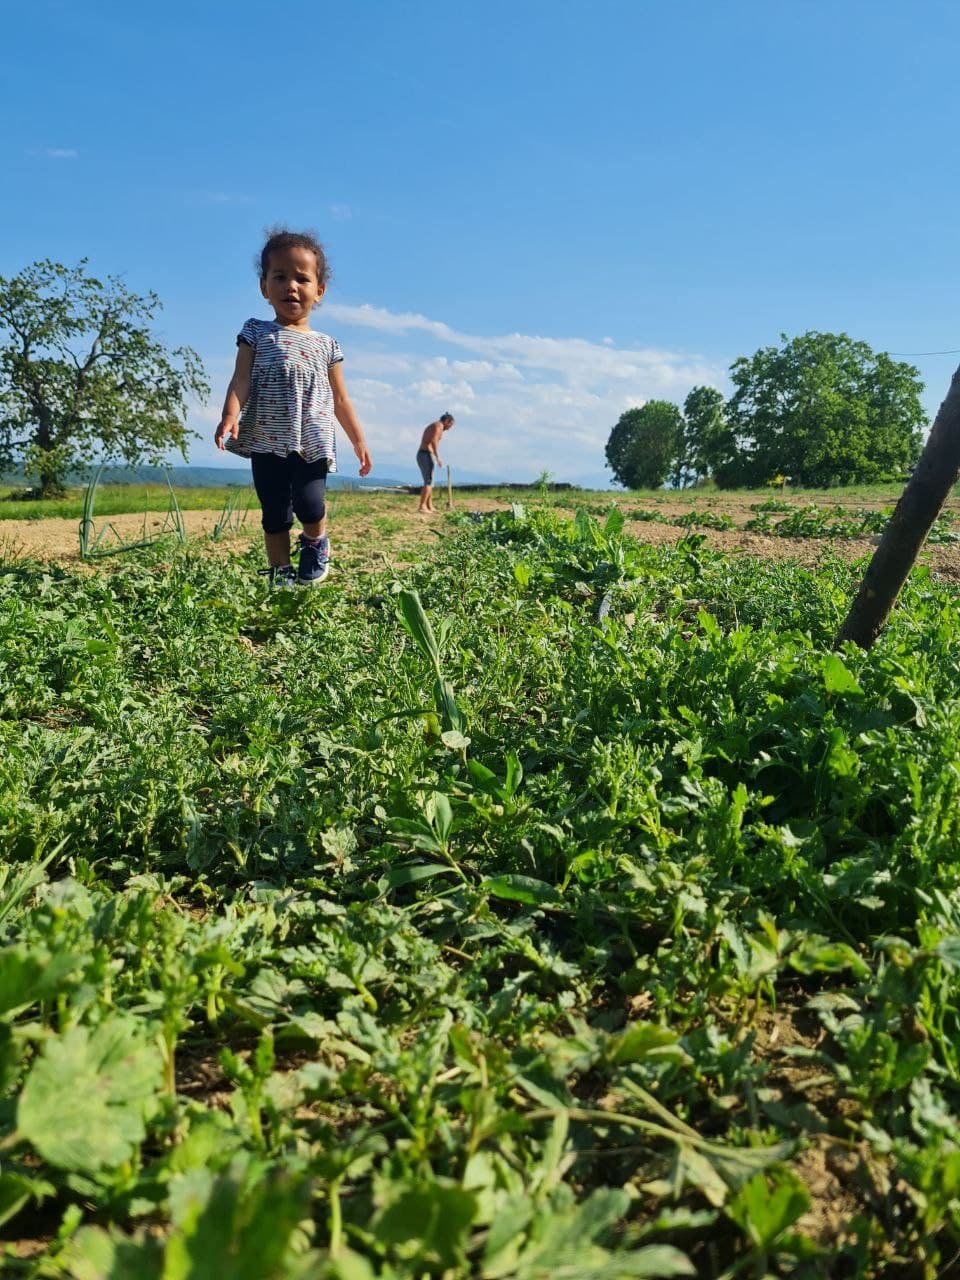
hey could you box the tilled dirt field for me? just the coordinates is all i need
[1,491,958,585]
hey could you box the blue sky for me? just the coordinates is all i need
[2,0,958,486]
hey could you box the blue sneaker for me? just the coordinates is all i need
[297,533,330,585]
[265,564,297,589]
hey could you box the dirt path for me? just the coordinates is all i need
[0,498,511,572]
[619,517,960,583]
[1,493,957,585]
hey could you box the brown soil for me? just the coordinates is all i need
[624,519,960,584]
[0,496,506,572]
[2,490,958,584]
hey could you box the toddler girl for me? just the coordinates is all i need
[215,228,372,585]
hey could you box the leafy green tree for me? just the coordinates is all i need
[605,401,683,489]
[681,385,728,484]
[0,260,208,497]
[726,331,925,488]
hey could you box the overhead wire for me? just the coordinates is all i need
[887,348,960,357]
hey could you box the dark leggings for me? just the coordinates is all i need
[251,452,328,534]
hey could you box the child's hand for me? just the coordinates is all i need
[214,417,239,449]
[355,442,373,477]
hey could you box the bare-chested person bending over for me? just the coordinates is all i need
[415,412,455,513]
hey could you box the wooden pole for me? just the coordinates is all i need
[446,465,453,510]
[835,363,960,650]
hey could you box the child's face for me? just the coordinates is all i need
[260,246,325,327]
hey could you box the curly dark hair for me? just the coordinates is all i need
[258,228,331,285]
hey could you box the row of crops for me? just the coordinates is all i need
[615,500,960,542]
[2,506,960,1276]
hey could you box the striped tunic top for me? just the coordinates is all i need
[225,318,344,469]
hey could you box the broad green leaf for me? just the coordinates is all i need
[503,751,523,797]
[575,509,598,546]
[441,729,471,750]
[820,730,860,779]
[385,817,442,854]
[703,1139,796,1195]
[532,1245,695,1279]
[652,1136,796,1209]
[788,937,869,979]
[468,759,498,789]
[515,1075,569,1108]
[604,1022,690,1067]
[322,1251,381,1280]
[60,1225,164,1280]
[165,1165,311,1280]
[377,862,458,892]
[429,791,453,842]
[0,1169,55,1229]
[822,653,863,696]
[935,936,960,970]
[373,1177,479,1270]
[603,507,625,538]
[18,1018,163,1173]
[532,1112,572,1200]
[398,589,440,672]
[433,676,466,733]
[481,875,563,906]
[0,858,54,929]
[167,1111,243,1175]
[0,944,79,1015]
[727,1170,810,1248]
[697,609,720,639]
[481,1193,535,1272]
[506,1189,694,1278]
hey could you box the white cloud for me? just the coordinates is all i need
[325,303,722,390]
[189,302,729,483]
[410,378,476,402]
[328,204,352,221]
[190,401,223,427]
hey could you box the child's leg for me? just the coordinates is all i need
[291,455,330,584]
[251,454,295,567]
[290,455,328,538]
[265,530,292,565]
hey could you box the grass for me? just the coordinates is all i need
[7,479,960,522]
[612,481,960,506]
[0,482,256,520]
[4,504,960,1275]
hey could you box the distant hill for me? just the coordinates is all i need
[105,465,414,490]
[2,462,607,492]
[1,464,410,491]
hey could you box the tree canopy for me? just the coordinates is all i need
[605,401,683,489]
[604,332,926,490]
[0,260,209,497]
[682,385,728,485]
[726,331,925,487]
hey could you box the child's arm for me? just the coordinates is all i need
[214,344,254,449]
[329,363,373,476]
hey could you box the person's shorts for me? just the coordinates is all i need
[416,449,435,484]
